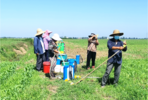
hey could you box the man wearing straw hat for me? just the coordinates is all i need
[34,28,46,72]
[101,29,127,87]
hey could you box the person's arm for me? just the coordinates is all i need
[54,50,59,53]
[112,46,124,50]
[95,39,99,45]
[88,35,96,41]
[107,40,124,50]
[46,37,51,41]
[34,37,39,55]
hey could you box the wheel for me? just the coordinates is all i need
[74,61,77,73]
[80,55,83,63]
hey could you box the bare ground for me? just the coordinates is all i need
[13,43,28,55]
[65,42,108,61]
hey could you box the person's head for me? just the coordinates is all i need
[35,28,45,37]
[43,30,52,38]
[52,33,62,42]
[38,34,42,37]
[110,29,124,40]
[89,33,97,40]
[52,38,57,42]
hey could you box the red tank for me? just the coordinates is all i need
[43,61,50,73]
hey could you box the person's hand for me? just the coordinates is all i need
[93,35,97,38]
[36,53,39,55]
[58,51,60,54]
[54,50,59,54]
[123,41,127,45]
[118,46,124,50]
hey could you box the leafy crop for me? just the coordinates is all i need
[0,39,147,100]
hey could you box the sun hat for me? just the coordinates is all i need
[52,33,62,41]
[35,28,45,36]
[110,29,124,36]
[88,33,96,37]
[42,30,52,38]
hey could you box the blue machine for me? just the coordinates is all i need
[63,65,69,80]
[69,60,75,80]
[76,55,80,64]
[63,59,75,80]
[58,54,67,61]
[68,59,77,73]
[56,59,61,65]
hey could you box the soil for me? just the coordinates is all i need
[64,42,108,61]
[13,43,28,55]
[23,44,28,49]
[47,85,58,93]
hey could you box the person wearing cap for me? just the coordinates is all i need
[34,28,46,71]
[48,33,62,79]
[87,33,99,70]
[43,30,52,61]
[101,29,127,88]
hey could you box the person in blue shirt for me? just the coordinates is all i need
[34,28,46,71]
[101,29,127,87]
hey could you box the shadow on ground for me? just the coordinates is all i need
[98,77,115,85]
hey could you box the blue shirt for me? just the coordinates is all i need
[34,36,45,55]
[107,38,127,64]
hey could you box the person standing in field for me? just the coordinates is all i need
[34,28,46,72]
[86,33,99,70]
[101,29,127,88]
[48,33,62,79]
[42,30,52,61]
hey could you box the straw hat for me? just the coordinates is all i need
[110,29,124,36]
[35,28,45,36]
[52,33,62,41]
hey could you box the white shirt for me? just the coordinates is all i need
[39,37,45,53]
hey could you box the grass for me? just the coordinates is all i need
[0,38,148,100]
[0,38,33,61]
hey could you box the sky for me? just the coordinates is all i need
[0,0,147,38]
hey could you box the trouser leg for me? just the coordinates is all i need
[114,63,122,84]
[92,52,96,66]
[101,63,114,86]
[41,53,46,69]
[45,50,49,61]
[86,50,91,68]
[36,54,42,71]
[50,56,57,78]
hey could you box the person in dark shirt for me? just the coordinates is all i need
[101,29,127,88]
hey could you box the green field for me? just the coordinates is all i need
[0,38,148,100]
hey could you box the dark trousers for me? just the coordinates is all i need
[45,50,50,61]
[86,50,96,68]
[101,63,122,86]
[36,53,46,71]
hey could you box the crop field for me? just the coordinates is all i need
[0,38,148,100]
